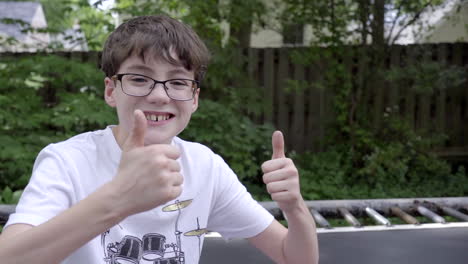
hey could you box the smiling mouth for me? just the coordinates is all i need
[145,113,173,122]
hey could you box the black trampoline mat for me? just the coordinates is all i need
[201,227,468,264]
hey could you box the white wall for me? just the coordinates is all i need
[420,2,468,43]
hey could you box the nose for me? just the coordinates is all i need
[146,83,171,104]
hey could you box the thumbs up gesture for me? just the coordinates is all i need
[111,109,183,217]
[262,131,303,214]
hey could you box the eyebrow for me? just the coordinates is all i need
[166,68,192,76]
[126,64,153,74]
[125,64,193,77]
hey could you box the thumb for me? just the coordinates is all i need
[122,109,147,151]
[271,130,285,159]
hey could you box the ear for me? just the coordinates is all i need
[191,88,200,113]
[104,77,117,108]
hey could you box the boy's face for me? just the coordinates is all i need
[104,53,199,146]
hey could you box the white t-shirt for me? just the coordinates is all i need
[5,126,274,264]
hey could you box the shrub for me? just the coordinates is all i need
[0,55,116,190]
[294,115,468,200]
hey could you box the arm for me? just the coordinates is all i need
[0,110,183,264]
[0,183,123,264]
[247,131,319,264]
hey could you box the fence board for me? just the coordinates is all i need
[418,49,432,131]
[436,44,448,134]
[277,49,290,150]
[248,48,258,79]
[292,61,305,153]
[372,50,385,129]
[316,55,328,152]
[387,46,398,113]
[452,43,464,147]
[306,64,321,152]
[263,48,275,123]
[404,46,417,129]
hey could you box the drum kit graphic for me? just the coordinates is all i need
[101,199,208,264]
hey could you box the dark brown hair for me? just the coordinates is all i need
[101,15,210,82]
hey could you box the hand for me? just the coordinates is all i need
[111,109,183,216]
[262,131,303,214]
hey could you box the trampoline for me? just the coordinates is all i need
[2,197,468,263]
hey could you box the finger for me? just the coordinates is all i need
[262,170,289,184]
[148,145,181,160]
[261,158,291,174]
[123,109,147,151]
[169,185,183,200]
[266,181,288,194]
[272,130,285,159]
[167,159,181,172]
[170,172,184,186]
[271,191,294,202]
[166,145,181,160]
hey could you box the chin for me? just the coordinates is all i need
[144,136,173,145]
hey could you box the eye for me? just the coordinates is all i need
[169,80,189,86]
[129,77,149,83]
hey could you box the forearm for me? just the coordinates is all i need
[0,182,123,264]
[282,200,319,264]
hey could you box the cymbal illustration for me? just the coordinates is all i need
[162,199,193,212]
[184,228,208,236]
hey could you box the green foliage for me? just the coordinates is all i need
[40,0,115,50]
[294,111,468,200]
[0,187,22,204]
[282,0,450,45]
[386,61,467,94]
[291,54,468,199]
[279,0,468,200]
[0,54,116,190]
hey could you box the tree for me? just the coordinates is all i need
[40,0,115,50]
[280,0,457,133]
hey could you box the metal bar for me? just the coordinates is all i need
[390,207,420,225]
[260,197,468,218]
[338,207,361,227]
[310,208,331,228]
[441,206,468,222]
[417,206,446,223]
[0,204,15,223]
[365,207,391,226]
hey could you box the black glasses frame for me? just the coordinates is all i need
[111,73,199,101]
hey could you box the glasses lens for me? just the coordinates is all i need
[121,74,153,96]
[165,79,196,100]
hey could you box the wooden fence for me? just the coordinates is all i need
[247,44,468,158]
[2,43,468,157]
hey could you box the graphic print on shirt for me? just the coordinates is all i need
[100,199,209,264]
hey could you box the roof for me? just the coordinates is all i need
[0,1,45,42]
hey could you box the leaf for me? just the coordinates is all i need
[1,187,13,204]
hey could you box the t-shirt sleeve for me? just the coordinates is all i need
[5,145,74,228]
[206,155,274,241]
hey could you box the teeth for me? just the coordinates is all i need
[146,114,170,122]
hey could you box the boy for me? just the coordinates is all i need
[0,15,318,264]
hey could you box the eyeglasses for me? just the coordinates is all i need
[111,73,199,101]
